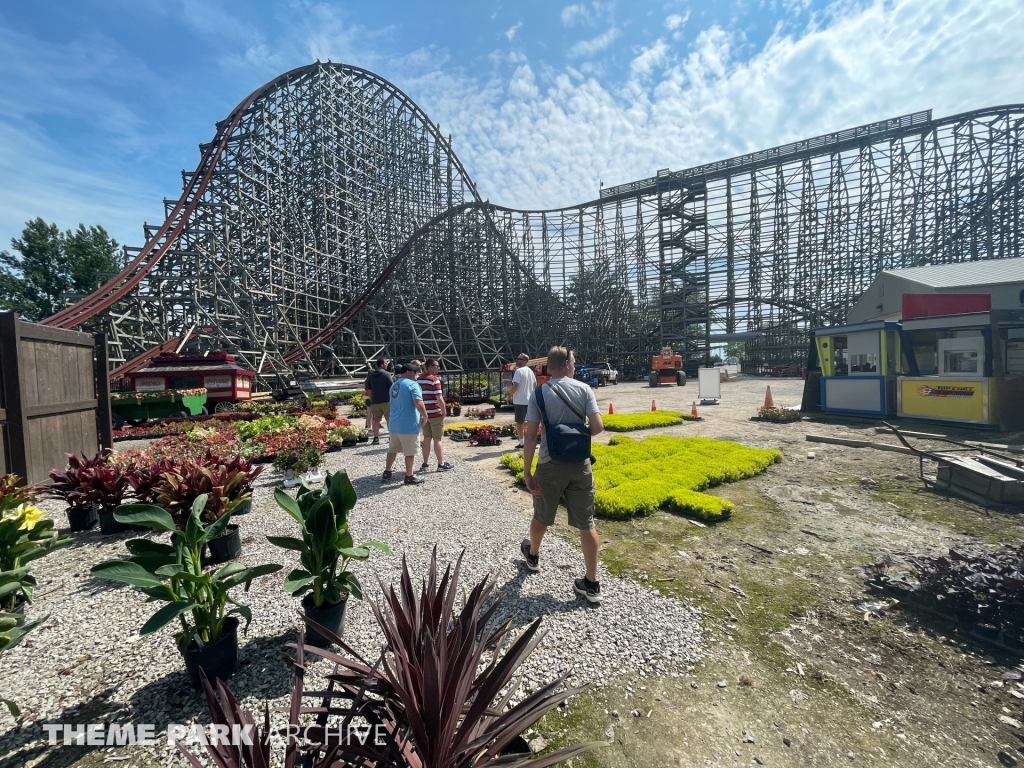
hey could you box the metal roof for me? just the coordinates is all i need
[880,257,1024,288]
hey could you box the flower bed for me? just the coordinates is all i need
[602,410,693,432]
[750,406,803,423]
[499,435,782,522]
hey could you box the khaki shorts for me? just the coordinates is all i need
[388,431,420,456]
[421,417,444,441]
[531,459,595,530]
[369,402,390,422]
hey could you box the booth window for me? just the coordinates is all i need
[943,348,979,374]
[1003,327,1024,375]
[169,375,202,389]
[832,336,848,376]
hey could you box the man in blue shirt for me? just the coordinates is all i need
[383,362,429,485]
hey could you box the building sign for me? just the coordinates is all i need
[204,375,232,389]
[135,377,165,392]
[899,377,989,423]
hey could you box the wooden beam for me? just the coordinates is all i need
[805,434,915,455]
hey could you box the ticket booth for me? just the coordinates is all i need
[813,321,901,416]
[897,312,995,426]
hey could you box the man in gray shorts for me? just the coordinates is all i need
[510,352,536,449]
[520,346,605,603]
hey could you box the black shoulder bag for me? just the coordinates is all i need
[535,382,592,463]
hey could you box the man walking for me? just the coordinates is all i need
[418,359,454,473]
[366,358,392,445]
[383,362,428,486]
[520,346,605,603]
[510,352,537,449]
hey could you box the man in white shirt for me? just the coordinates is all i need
[509,352,537,449]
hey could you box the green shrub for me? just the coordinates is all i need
[602,410,694,432]
[497,436,781,523]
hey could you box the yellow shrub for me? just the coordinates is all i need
[498,436,781,523]
[602,411,694,432]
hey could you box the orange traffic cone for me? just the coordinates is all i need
[763,386,775,409]
[651,399,657,411]
[608,403,615,415]
[691,401,699,418]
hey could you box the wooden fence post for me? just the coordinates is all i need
[0,312,28,482]
[95,333,113,449]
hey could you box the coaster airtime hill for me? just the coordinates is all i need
[41,62,1024,383]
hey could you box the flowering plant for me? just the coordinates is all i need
[0,475,72,612]
[152,453,263,525]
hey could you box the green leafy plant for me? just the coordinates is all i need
[1,613,45,715]
[272,446,324,475]
[90,496,281,652]
[327,424,368,447]
[234,414,297,442]
[268,470,390,606]
[0,477,72,612]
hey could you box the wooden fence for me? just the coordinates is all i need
[0,312,112,485]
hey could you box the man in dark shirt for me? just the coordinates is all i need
[365,357,393,445]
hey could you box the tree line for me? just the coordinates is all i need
[0,218,122,322]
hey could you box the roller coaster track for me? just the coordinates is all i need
[40,61,1024,377]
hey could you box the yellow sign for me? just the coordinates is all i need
[898,377,989,423]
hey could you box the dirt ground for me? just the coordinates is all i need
[441,376,1024,768]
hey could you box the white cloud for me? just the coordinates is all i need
[505,22,523,41]
[568,26,621,58]
[561,2,613,27]
[407,0,1024,211]
[665,12,689,31]
[630,39,670,79]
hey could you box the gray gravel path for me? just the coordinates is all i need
[0,443,703,764]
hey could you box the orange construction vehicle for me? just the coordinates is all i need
[649,346,687,387]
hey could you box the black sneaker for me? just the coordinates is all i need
[381,470,392,483]
[437,462,454,472]
[404,475,425,485]
[372,436,380,445]
[419,462,430,473]
[574,577,603,604]
[520,540,539,572]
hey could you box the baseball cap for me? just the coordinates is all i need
[397,362,421,374]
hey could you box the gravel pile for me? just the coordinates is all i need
[0,444,703,764]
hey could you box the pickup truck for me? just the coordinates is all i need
[590,362,619,386]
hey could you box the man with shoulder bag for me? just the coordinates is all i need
[520,346,605,603]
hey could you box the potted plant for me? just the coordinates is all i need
[152,453,262,563]
[0,475,72,618]
[267,470,391,647]
[46,450,131,534]
[90,495,281,687]
[273,446,324,489]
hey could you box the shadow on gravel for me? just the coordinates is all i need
[0,687,120,768]
[490,564,593,633]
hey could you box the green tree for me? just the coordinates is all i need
[0,219,120,321]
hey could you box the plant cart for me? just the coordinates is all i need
[111,388,208,426]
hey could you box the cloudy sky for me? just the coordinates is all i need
[1,0,1022,250]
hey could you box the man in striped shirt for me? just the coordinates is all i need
[418,359,454,472]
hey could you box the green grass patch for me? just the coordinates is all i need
[602,410,693,432]
[499,435,782,522]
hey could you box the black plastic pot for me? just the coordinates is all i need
[67,505,99,532]
[182,617,239,689]
[99,508,129,535]
[206,525,241,564]
[301,594,348,648]
[232,498,253,516]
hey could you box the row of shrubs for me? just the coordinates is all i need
[500,435,783,522]
[602,410,694,432]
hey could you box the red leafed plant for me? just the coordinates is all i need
[468,428,501,447]
[46,450,132,511]
[178,550,600,768]
[153,453,263,525]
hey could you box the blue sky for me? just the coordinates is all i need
[1,0,1022,251]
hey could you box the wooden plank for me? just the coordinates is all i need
[23,400,97,418]
[94,334,112,449]
[805,434,916,455]
[16,322,95,347]
[0,312,28,481]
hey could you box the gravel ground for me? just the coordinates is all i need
[0,441,703,765]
